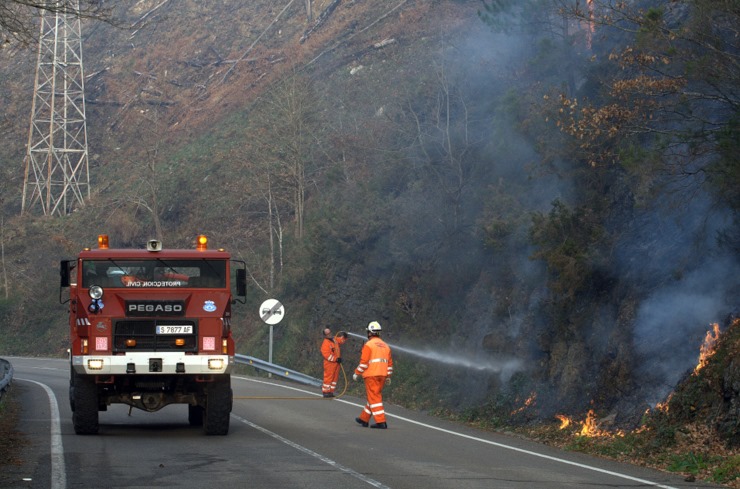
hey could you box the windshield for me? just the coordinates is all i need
[81,259,227,289]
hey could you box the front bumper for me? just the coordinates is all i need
[71,352,233,375]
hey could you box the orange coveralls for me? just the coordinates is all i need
[354,336,393,424]
[321,336,343,395]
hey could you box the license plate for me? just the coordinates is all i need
[156,325,193,335]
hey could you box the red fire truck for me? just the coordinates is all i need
[60,234,246,435]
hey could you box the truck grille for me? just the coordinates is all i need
[113,319,198,352]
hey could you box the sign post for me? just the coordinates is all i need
[259,299,285,371]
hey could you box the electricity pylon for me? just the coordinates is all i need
[22,2,90,216]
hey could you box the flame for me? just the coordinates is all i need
[637,323,722,432]
[634,422,650,434]
[655,392,673,413]
[553,322,728,440]
[580,409,603,436]
[557,410,617,437]
[580,409,624,437]
[555,414,572,429]
[511,392,537,415]
[694,323,721,374]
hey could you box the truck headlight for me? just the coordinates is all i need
[89,285,103,300]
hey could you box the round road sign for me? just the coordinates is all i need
[259,299,284,325]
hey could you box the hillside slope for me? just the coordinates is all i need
[0,1,737,484]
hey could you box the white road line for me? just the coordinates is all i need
[18,378,67,489]
[234,376,679,489]
[231,413,391,488]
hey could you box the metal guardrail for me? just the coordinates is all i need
[234,354,321,388]
[0,359,13,401]
[0,355,317,398]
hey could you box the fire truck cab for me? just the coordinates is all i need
[60,234,246,435]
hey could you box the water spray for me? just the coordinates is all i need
[347,331,523,378]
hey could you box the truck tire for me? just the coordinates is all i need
[188,404,204,426]
[69,365,76,412]
[204,376,231,435]
[72,375,99,435]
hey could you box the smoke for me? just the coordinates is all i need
[437,21,740,412]
[633,253,739,402]
[325,7,738,417]
[610,193,739,403]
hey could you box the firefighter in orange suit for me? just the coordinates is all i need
[321,328,347,398]
[353,321,393,429]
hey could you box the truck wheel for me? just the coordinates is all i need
[204,377,231,435]
[72,376,99,435]
[69,365,76,412]
[188,404,204,426]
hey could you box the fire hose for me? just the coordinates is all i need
[232,363,349,400]
[234,331,364,400]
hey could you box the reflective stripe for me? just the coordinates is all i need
[358,337,392,378]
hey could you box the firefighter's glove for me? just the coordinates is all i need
[353,373,359,381]
[385,377,391,386]
[336,357,342,364]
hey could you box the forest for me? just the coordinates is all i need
[0,0,738,483]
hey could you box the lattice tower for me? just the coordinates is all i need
[21,3,90,216]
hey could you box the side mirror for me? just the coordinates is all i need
[60,260,71,288]
[236,268,247,298]
[59,260,73,304]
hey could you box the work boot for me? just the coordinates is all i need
[355,417,369,427]
[370,422,387,429]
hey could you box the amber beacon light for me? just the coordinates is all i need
[196,235,208,251]
[98,234,109,249]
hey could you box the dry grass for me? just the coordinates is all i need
[511,420,740,488]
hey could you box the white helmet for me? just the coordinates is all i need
[367,321,382,335]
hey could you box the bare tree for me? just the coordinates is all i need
[129,153,165,243]
[403,65,482,231]
[258,72,322,240]
[1,0,111,46]
[263,173,284,291]
[126,106,166,242]
[104,104,168,244]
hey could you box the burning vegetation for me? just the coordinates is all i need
[510,392,536,416]
[555,409,618,438]
[548,322,732,438]
[555,414,571,430]
[502,319,740,486]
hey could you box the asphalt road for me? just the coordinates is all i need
[1,356,725,489]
